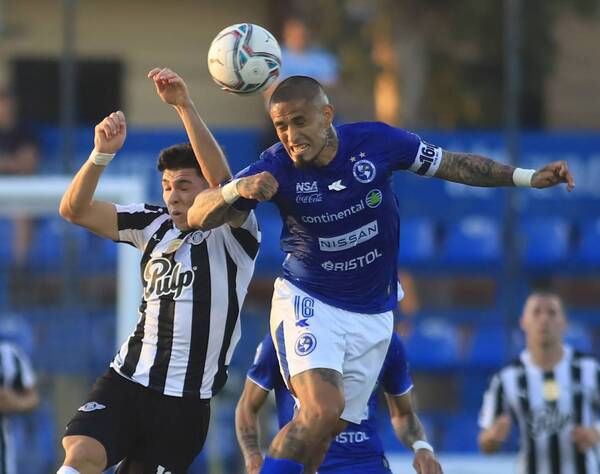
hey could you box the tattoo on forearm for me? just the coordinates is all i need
[189,188,232,229]
[237,425,261,458]
[269,421,310,459]
[396,413,426,446]
[436,152,514,187]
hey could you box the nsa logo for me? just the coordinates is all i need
[78,402,106,412]
[365,189,382,208]
[296,181,318,194]
[295,333,317,356]
[353,160,376,183]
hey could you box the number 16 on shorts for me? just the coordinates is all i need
[294,295,315,328]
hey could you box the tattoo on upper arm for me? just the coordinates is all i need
[436,151,514,187]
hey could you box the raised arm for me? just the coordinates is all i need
[235,378,270,474]
[385,392,443,474]
[59,111,125,240]
[434,151,575,191]
[149,67,231,186]
[187,171,278,230]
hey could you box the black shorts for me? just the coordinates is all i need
[65,369,210,473]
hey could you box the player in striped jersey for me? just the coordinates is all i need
[0,339,39,474]
[479,292,600,474]
[56,70,267,474]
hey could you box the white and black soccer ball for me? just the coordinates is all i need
[207,23,282,95]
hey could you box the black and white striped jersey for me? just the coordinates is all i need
[110,203,259,399]
[480,346,600,474]
[0,341,36,474]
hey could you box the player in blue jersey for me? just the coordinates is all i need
[177,74,574,473]
[236,332,443,474]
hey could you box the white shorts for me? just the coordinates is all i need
[269,278,393,424]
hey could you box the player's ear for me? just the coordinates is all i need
[322,104,334,127]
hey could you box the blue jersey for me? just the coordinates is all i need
[246,332,413,471]
[233,122,441,313]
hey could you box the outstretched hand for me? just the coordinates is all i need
[148,67,192,107]
[531,160,575,192]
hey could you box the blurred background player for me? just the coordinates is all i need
[478,292,600,474]
[0,88,40,265]
[236,331,442,474]
[0,330,39,474]
[55,68,260,474]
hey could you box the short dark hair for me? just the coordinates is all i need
[269,75,327,108]
[157,143,203,178]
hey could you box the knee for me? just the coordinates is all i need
[298,403,344,436]
[62,436,106,472]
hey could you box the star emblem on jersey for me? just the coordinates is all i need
[350,156,356,162]
[328,180,346,191]
[295,333,317,356]
[353,159,376,183]
[359,152,366,158]
[78,402,106,412]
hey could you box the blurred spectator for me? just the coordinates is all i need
[0,88,40,264]
[0,335,39,474]
[278,18,339,87]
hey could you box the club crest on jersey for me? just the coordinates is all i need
[189,230,207,245]
[295,333,317,356]
[143,257,195,299]
[78,401,106,412]
[353,159,376,183]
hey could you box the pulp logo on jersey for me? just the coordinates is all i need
[353,159,376,183]
[335,431,371,444]
[529,406,572,436]
[143,257,195,299]
[295,333,317,356]
[78,402,106,412]
[296,181,319,193]
[321,248,383,271]
[318,220,379,252]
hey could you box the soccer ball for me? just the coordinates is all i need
[207,23,282,95]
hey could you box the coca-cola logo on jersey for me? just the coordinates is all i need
[143,257,195,299]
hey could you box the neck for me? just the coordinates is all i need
[528,342,564,371]
[313,126,338,167]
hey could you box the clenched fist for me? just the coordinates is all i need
[238,172,279,201]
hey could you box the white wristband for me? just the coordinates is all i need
[512,168,535,187]
[89,149,116,166]
[221,179,241,204]
[412,440,434,453]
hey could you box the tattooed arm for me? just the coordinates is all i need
[434,151,515,187]
[385,392,443,474]
[236,378,270,474]
[435,151,575,190]
[187,171,278,230]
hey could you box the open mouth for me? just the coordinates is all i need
[290,143,310,154]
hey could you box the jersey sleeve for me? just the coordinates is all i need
[220,211,260,268]
[381,333,413,396]
[377,123,443,177]
[114,203,169,250]
[478,373,506,429]
[247,334,279,392]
